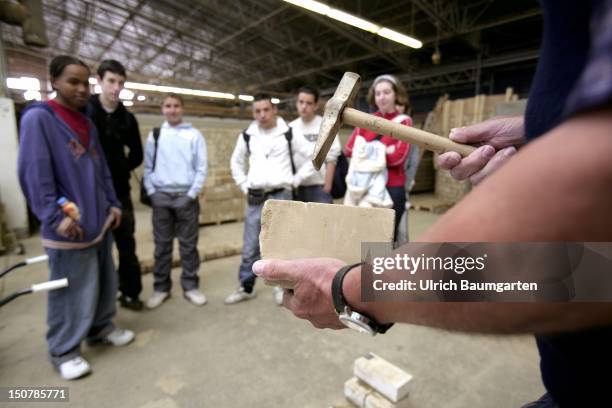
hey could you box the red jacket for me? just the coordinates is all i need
[344,111,412,187]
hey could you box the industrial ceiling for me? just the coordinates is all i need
[1,0,542,114]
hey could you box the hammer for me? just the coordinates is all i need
[313,72,476,170]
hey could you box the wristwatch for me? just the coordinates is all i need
[331,262,394,336]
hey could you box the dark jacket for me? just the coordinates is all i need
[87,94,143,197]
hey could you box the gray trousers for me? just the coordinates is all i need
[45,231,116,366]
[238,189,293,292]
[151,192,200,293]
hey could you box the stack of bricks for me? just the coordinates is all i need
[343,353,413,408]
[411,150,435,193]
[198,167,245,225]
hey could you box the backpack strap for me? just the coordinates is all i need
[242,130,251,155]
[242,127,296,174]
[152,127,160,171]
[284,127,296,175]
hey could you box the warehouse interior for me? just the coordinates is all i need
[0,1,553,407]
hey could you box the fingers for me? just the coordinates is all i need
[111,208,122,229]
[436,152,462,170]
[282,288,296,311]
[75,225,84,240]
[449,123,494,144]
[282,287,345,330]
[449,145,496,181]
[253,259,297,287]
[57,217,74,238]
[449,117,525,148]
[56,217,86,240]
[469,146,517,185]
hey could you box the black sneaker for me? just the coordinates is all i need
[118,294,144,311]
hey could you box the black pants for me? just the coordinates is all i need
[387,186,406,241]
[113,195,142,298]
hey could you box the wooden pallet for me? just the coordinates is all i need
[199,215,244,226]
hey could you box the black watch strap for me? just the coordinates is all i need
[332,262,362,314]
[331,262,394,334]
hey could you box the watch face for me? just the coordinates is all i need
[339,314,376,336]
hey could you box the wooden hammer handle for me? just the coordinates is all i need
[343,107,476,157]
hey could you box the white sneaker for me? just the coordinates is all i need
[184,289,207,306]
[102,328,135,347]
[146,291,170,309]
[58,357,91,380]
[224,286,256,305]
[273,286,284,306]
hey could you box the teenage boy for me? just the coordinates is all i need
[144,94,208,309]
[87,59,144,310]
[289,85,341,203]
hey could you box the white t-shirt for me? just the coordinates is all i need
[289,115,342,186]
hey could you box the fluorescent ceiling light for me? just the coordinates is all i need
[238,94,254,101]
[125,81,235,100]
[327,9,380,33]
[88,77,236,100]
[137,95,146,101]
[284,0,329,15]
[123,101,134,107]
[88,77,97,85]
[271,98,280,104]
[283,0,422,49]
[7,76,40,91]
[23,90,42,101]
[119,89,134,100]
[377,28,423,49]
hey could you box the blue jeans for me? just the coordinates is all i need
[296,185,332,204]
[238,189,293,292]
[45,231,117,366]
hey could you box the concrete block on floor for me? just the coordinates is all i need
[344,376,407,408]
[260,200,394,264]
[354,352,413,403]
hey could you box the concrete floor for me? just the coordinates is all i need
[0,208,544,408]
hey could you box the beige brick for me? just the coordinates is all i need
[344,377,408,408]
[260,200,394,264]
[353,353,413,403]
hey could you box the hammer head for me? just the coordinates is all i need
[312,72,361,170]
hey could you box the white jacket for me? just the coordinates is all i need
[230,117,315,193]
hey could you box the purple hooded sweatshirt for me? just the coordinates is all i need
[18,102,121,249]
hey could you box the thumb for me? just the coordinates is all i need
[253,259,297,287]
[449,122,496,144]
